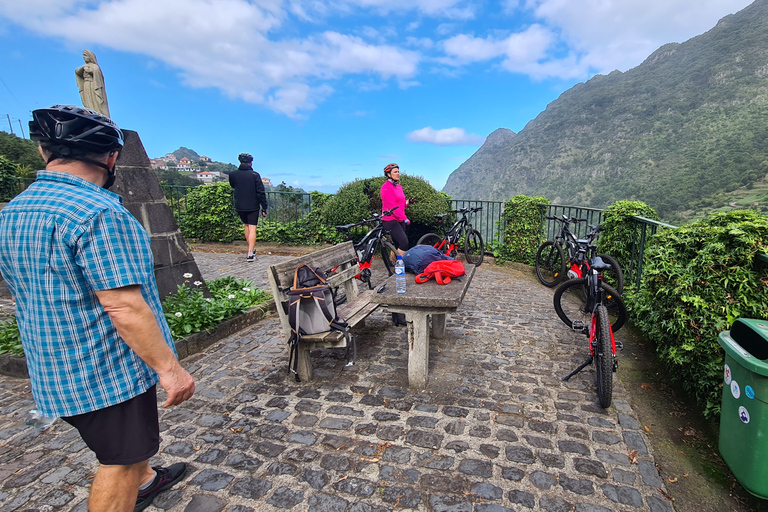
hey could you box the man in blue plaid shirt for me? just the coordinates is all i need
[0,106,195,512]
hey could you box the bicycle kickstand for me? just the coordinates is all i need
[562,356,593,381]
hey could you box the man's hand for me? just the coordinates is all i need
[157,363,195,407]
[262,211,267,217]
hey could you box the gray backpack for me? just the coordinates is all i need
[287,265,355,381]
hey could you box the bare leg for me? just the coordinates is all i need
[244,224,257,254]
[397,248,406,257]
[89,460,154,512]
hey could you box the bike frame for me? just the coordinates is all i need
[433,208,477,256]
[334,208,397,289]
[585,270,618,358]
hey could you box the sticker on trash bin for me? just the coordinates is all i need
[757,323,768,330]
[739,406,750,424]
[746,385,755,400]
[724,364,732,385]
[731,380,741,399]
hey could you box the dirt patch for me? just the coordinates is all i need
[188,241,322,257]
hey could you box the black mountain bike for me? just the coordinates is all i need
[558,258,628,408]
[417,206,484,266]
[536,215,623,293]
[334,207,399,289]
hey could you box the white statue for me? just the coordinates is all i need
[75,50,110,117]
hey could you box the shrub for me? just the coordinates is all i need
[598,200,660,271]
[0,316,23,357]
[257,191,344,245]
[162,275,271,339]
[0,155,17,201]
[179,183,242,242]
[320,174,450,246]
[493,195,549,265]
[630,210,768,417]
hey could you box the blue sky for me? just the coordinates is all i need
[0,0,752,194]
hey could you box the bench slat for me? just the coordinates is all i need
[271,242,356,292]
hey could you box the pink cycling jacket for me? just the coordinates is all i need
[380,179,408,222]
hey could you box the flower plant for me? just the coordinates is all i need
[162,275,271,339]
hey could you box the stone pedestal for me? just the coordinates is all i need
[113,130,204,298]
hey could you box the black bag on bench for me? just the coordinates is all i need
[287,264,356,381]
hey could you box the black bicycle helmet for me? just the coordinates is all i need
[29,105,123,158]
[238,153,253,164]
[384,163,399,175]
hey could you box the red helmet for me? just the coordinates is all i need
[384,163,399,175]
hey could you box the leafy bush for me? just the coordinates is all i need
[179,183,242,242]
[257,191,344,245]
[0,316,23,357]
[320,174,450,246]
[598,200,660,271]
[162,275,271,339]
[493,195,549,264]
[0,155,17,201]
[630,210,768,417]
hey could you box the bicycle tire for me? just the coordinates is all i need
[553,278,627,332]
[597,254,624,295]
[463,229,484,266]
[594,304,614,408]
[536,241,567,287]
[417,233,445,251]
[380,240,398,276]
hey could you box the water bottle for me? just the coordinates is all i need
[24,409,58,431]
[395,255,406,293]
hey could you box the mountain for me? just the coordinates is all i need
[443,0,768,220]
[172,147,201,161]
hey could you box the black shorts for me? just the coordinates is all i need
[382,220,409,251]
[238,210,261,225]
[62,386,160,465]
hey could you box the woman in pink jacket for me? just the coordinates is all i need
[380,163,413,256]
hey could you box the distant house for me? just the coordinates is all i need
[199,155,212,162]
[164,153,178,163]
[193,171,221,183]
[177,157,192,170]
[261,177,272,187]
[149,158,166,169]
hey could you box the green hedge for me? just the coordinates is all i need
[179,183,242,242]
[598,200,660,271]
[0,156,16,201]
[630,210,768,417]
[491,195,549,264]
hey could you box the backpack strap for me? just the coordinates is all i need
[415,272,434,283]
[287,296,302,382]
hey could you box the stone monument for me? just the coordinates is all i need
[75,50,205,298]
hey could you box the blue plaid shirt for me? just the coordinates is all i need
[0,171,175,417]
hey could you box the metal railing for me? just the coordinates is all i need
[449,199,506,244]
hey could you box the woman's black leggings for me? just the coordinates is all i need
[382,220,409,251]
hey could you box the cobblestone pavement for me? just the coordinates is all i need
[0,251,675,512]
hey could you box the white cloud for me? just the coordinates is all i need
[406,127,484,146]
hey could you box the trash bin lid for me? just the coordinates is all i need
[719,319,768,377]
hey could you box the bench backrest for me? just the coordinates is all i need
[267,241,360,340]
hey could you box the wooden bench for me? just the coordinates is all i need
[267,241,379,382]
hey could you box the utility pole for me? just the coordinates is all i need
[17,119,25,138]
[6,114,14,135]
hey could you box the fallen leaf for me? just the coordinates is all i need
[680,451,687,456]
[231,427,243,433]
[194,446,201,451]
[668,477,678,483]
[683,473,689,478]
[644,425,650,433]
[641,383,653,390]
[627,450,639,464]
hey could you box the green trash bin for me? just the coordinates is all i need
[718,318,768,499]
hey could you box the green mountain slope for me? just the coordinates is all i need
[443,0,768,220]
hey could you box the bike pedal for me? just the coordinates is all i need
[614,340,624,351]
[571,321,588,334]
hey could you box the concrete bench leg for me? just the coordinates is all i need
[407,313,430,389]
[296,344,313,382]
[431,313,446,339]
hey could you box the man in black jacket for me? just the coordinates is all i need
[229,153,268,261]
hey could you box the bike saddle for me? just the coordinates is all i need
[434,213,449,219]
[335,223,356,231]
[591,256,612,272]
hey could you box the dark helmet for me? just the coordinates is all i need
[384,163,399,175]
[238,153,253,164]
[29,105,123,158]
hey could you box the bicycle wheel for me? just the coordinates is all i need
[380,240,398,276]
[594,304,614,408]
[463,229,484,266]
[597,254,624,295]
[536,241,567,287]
[553,279,627,332]
[418,233,444,250]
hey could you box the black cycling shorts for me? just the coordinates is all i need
[382,220,409,251]
[238,210,261,225]
[61,386,160,466]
